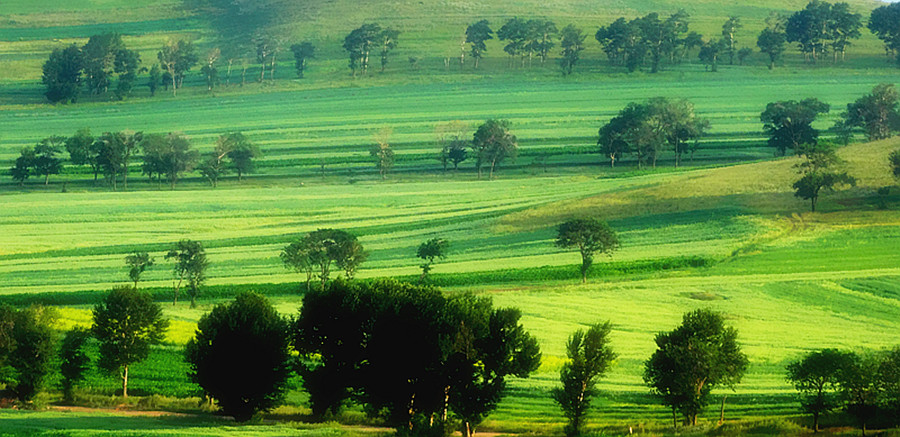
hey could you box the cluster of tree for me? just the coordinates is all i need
[869,2,900,65]
[343,24,400,77]
[280,229,367,292]
[596,10,698,73]
[788,347,900,434]
[10,129,260,190]
[42,33,142,103]
[783,1,863,64]
[0,306,55,403]
[463,20,590,75]
[295,278,541,436]
[598,97,709,168]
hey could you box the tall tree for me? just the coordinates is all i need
[786,0,832,64]
[290,42,315,78]
[165,239,208,307]
[786,349,856,432]
[472,119,517,180]
[757,18,787,70]
[220,132,260,181]
[59,328,91,403]
[699,39,726,72]
[558,24,586,76]
[840,83,900,141]
[869,2,900,65]
[113,47,141,99]
[281,238,316,292]
[466,20,493,69]
[147,64,161,96]
[828,3,861,63]
[82,33,124,96]
[287,229,367,290]
[92,286,169,397]
[125,252,154,290]
[839,353,881,436]
[185,292,292,422]
[343,24,382,76]
[416,237,448,282]
[721,16,742,65]
[8,307,54,402]
[155,133,197,189]
[528,19,557,65]
[760,98,830,155]
[201,48,220,91]
[644,309,748,428]
[498,18,528,67]
[370,127,394,180]
[552,322,617,437]
[33,136,65,185]
[157,39,197,96]
[648,98,709,167]
[378,27,400,72]
[42,44,84,103]
[10,148,36,187]
[596,18,632,67]
[65,128,100,182]
[792,142,856,212]
[556,218,619,283]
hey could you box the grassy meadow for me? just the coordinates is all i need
[3,0,900,435]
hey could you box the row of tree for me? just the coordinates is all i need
[10,130,260,190]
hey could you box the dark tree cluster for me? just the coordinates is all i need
[596,10,698,73]
[869,2,900,65]
[343,24,400,76]
[598,97,709,168]
[294,278,541,436]
[281,229,367,291]
[42,33,142,103]
[784,1,862,64]
[0,306,55,403]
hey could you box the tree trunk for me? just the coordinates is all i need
[813,411,819,433]
[259,63,266,83]
[45,174,50,185]
[171,68,177,97]
[123,162,129,190]
[719,395,727,425]
[122,365,129,397]
[270,52,277,82]
[489,159,496,180]
[673,407,678,430]
[226,59,233,85]
[173,277,182,305]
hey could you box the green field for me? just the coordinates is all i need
[3,0,900,435]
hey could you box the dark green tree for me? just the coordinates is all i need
[291,229,367,289]
[343,24,382,76]
[157,39,197,96]
[10,148,36,187]
[786,0,832,64]
[792,142,856,212]
[472,119,517,180]
[786,349,856,432]
[721,16,742,65]
[82,33,124,96]
[869,2,900,65]
[125,252,154,289]
[839,353,881,436]
[65,128,101,182]
[528,19,557,65]
[281,238,316,292]
[378,27,400,72]
[59,328,91,403]
[42,44,84,103]
[416,237,448,281]
[165,239,208,307]
[556,218,619,283]
[33,136,65,185]
[185,292,292,422]
[649,97,709,167]
[840,83,900,141]
[466,20,493,69]
[290,42,315,78]
[558,24,586,76]
[757,14,788,70]
[828,3,862,63]
[220,132,260,181]
[9,307,54,402]
[643,309,749,427]
[760,98,830,155]
[890,149,900,180]
[498,18,528,67]
[552,322,617,437]
[114,47,141,99]
[147,64,161,96]
[92,286,168,397]
[699,39,726,72]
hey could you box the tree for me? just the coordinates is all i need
[786,0,833,64]
[165,239,208,307]
[114,47,141,99]
[92,286,168,397]
[737,47,753,65]
[147,64,160,96]
[95,131,142,191]
[378,28,400,72]
[721,16,742,65]
[370,128,394,180]
[436,120,468,170]
[416,237,448,281]
[552,322,617,437]
[65,128,101,182]
[42,44,84,103]
[290,42,315,78]
[33,137,65,185]
[556,218,619,283]
[125,252,154,289]
[839,353,881,436]
[281,238,316,292]
[8,307,54,402]
[198,147,228,188]
[185,292,292,422]
[869,2,900,65]
[158,39,197,96]
[698,39,726,72]
[200,48,220,91]
[649,98,709,167]
[82,33,124,96]
[472,119,517,180]
[760,98,830,155]
[498,18,527,67]
[792,142,856,212]
[786,349,856,432]
[146,132,197,189]
[290,229,367,290]
[890,150,900,180]
[220,132,259,181]
[343,24,382,76]
[840,83,900,141]
[596,18,633,67]
[828,3,862,63]
[758,14,788,70]
[466,20,493,69]
[10,148,36,187]
[529,19,557,65]
[558,24,586,76]
[643,309,748,427]
[878,347,900,418]
[59,328,91,403]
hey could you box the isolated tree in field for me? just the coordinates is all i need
[10,148,36,187]
[343,24,382,76]
[553,322,617,437]
[699,39,726,72]
[370,128,394,180]
[757,14,788,70]
[42,44,84,103]
[721,16,742,65]
[220,132,259,181]
[786,348,855,432]
[92,286,168,397]
[556,218,619,283]
[644,309,748,427]
[281,238,316,292]
[840,83,900,141]
[290,42,315,78]
[9,307,54,402]
[869,2,900,65]
[377,27,400,72]
[761,98,830,155]
[466,20,493,69]
[472,119,517,180]
[158,39,197,96]
[558,24,586,76]
[792,142,856,212]
[59,328,91,403]
[65,128,100,182]
[166,239,208,307]
[436,120,468,170]
[125,252,154,289]
[33,136,65,185]
[185,292,292,422]
[417,237,447,281]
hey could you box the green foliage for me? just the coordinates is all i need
[472,119,517,179]
[758,19,788,69]
[890,149,900,181]
[556,218,619,283]
[841,83,900,141]
[59,327,91,403]
[699,39,726,72]
[157,39,197,96]
[416,237,448,281]
[558,25,585,76]
[184,292,292,422]
[290,42,315,79]
[761,98,830,155]
[786,348,855,432]
[220,132,260,181]
[10,147,36,187]
[165,240,208,307]
[41,44,84,103]
[466,20,493,69]
[8,306,55,402]
[125,252,154,289]
[92,286,168,397]
[792,142,856,212]
[721,16,743,65]
[643,309,749,427]
[552,322,616,437]
[868,2,900,65]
